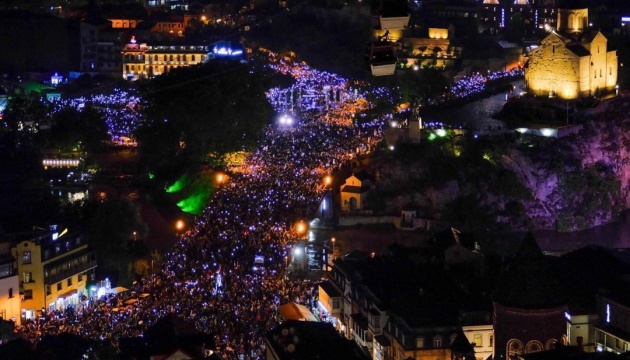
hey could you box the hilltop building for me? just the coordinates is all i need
[524,6,618,99]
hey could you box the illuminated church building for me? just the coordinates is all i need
[525,7,618,99]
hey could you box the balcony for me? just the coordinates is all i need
[44,251,97,285]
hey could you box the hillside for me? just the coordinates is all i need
[359,94,630,232]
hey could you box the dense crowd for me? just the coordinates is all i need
[50,89,143,141]
[19,56,523,358]
[423,67,524,107]
[19,52,386,359]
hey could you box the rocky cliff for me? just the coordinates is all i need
[364,94,630,232]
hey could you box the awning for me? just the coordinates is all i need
[58,289,78,299]
[278,302,318,322]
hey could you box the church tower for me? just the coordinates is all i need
[556,7,588,34]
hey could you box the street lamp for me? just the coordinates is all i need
[296,221,307,237]
[331,237,336,260]
[176,220,185,231]
[216,173,225,184]
[324,175,332,186]
[133,231,137,241]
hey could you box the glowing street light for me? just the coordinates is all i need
[324,175,332,186]
[331,237,336,259]
[176,220,185,231]
[216,173,226,184]
[278,114,294,126]
[296,221,306,235]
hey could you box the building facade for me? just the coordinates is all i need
[12,231,96,321]
[0,255,20,326]
[594,290,630,354]
[492,234,568,359]
[525,7,618,99]
[121,38,212,80]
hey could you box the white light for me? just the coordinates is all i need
[607,304,611,323]
[294,248,302,255]
[436,129,447,137]
[389,145,395,150]
[541,128,555,137]
[516,128,527,134]
[390,121,398,128]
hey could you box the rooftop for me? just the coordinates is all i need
[266,320,369,360]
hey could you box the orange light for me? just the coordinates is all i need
[296,222,306,234]
[176,220,185,230]
[217,173,224,183]
[324,175,332,185]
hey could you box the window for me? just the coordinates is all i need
[78,273,83,282]
[8,288,13,298]
[23,251,31,264]
[24,289,33,300]
[552,45,555,53]
[57,282,62,291]
[67,277,72,287]
[490,334,494,347]
[474,334,482,347]
[600,69,602,78]
[434,335,442,348]
[416,337,424,348]
[23,272,32,283]
[46,285,51,295]
[332,297,340,309]
[373,316,380,328]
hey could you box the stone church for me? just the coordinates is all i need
[525,6,618,99]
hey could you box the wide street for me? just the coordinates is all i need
[18,51,525,359]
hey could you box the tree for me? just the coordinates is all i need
[49,104,109,152]
[137,62,272,176]
[87,198,148,286]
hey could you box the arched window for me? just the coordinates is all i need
[568,13,576,29]
[525,340,543,353]
[545,339,557,350]
[507,339,524,357]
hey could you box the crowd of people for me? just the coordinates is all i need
[18,52,387,359]
[422,67,524,107]
[50,89,143,142]
[17,53,524,359]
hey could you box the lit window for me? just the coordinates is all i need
[474,334,482,347]
[23,272,32,283]
[416,337,424,348]
[23,251,31,264]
